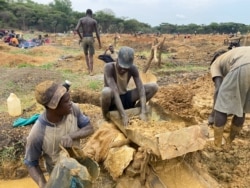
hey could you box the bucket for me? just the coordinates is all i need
[7,93,22,116]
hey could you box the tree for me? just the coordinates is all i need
[0,11,15,28]
[11,4,31,30]
[95,11,116,33]
[100,8,115,16]
[0,0,8,10]
[46,11,67,32]
[49,0,72,15]
[124,19,141,33]
[159,23,176,34]
[1,1,250,34]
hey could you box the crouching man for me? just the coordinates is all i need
[101,46,158,126]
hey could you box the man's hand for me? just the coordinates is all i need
[208,111,215,126]
[78,39,82,45]
[122,114,129,127]
[28,166,47,188]
[139,112,148,121]
[61,135,73,148]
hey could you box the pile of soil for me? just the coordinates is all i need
[0,33,250,188]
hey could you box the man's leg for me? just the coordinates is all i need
[84,53,90,73]
[208,110,215,125]
[214,110,227,147]
[227,114,245,144]
[89,55,94,75]
[101,87,113,120]
[88,41,95,76]
[131,83,158,104]
[83,41,90,74]
[144,83,158,101]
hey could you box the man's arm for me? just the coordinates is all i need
[103,48,109,55]
[24,123,46,187]
[28,166,47,188]
[75,19,82,40]
[94,22,101,48]
[213,76,223,108]
[208,76,223,125]
[69,123,94,140]
[61,123,94,148]
[132,68,147,120]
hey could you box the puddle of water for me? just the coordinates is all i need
[0,177,37,188]
[0,175,50,188]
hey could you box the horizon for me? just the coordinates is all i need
[31,0,250,27]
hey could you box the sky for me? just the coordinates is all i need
[32,0,250,27]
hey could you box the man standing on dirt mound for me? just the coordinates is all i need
[24,80,94,188]
[75,9,101,76]
[209,46,250,148]
[101,46,159,126]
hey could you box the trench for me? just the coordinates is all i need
[0,104,218,188]
[152,158,212,188]
[148,102,197,125]
[138,104,218,188]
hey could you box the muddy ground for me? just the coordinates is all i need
[0,33,250,188]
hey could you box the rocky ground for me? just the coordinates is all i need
[0,33,250,188]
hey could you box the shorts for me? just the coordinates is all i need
[82,37,95,55]
[109,91,136,111]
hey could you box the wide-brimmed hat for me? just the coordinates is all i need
[35,80,67,109]
[118,46,134,69]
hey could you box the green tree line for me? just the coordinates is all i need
[1,0,250,34]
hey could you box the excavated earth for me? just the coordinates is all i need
[0,33,250,188]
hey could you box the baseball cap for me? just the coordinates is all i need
[35,80,67,109]
[118,46,134,69]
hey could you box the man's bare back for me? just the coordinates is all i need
[75,9,101,75]
[76,17,98,37]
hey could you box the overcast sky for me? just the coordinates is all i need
[33,0,250,27]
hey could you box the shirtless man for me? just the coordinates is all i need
[75,9,101,75]
[103,44,118,61]
[101,46,158,126]
[98,44,118,63]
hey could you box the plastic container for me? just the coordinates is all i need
[7,93,22,116]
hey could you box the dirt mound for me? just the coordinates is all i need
[155,72,214,123]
